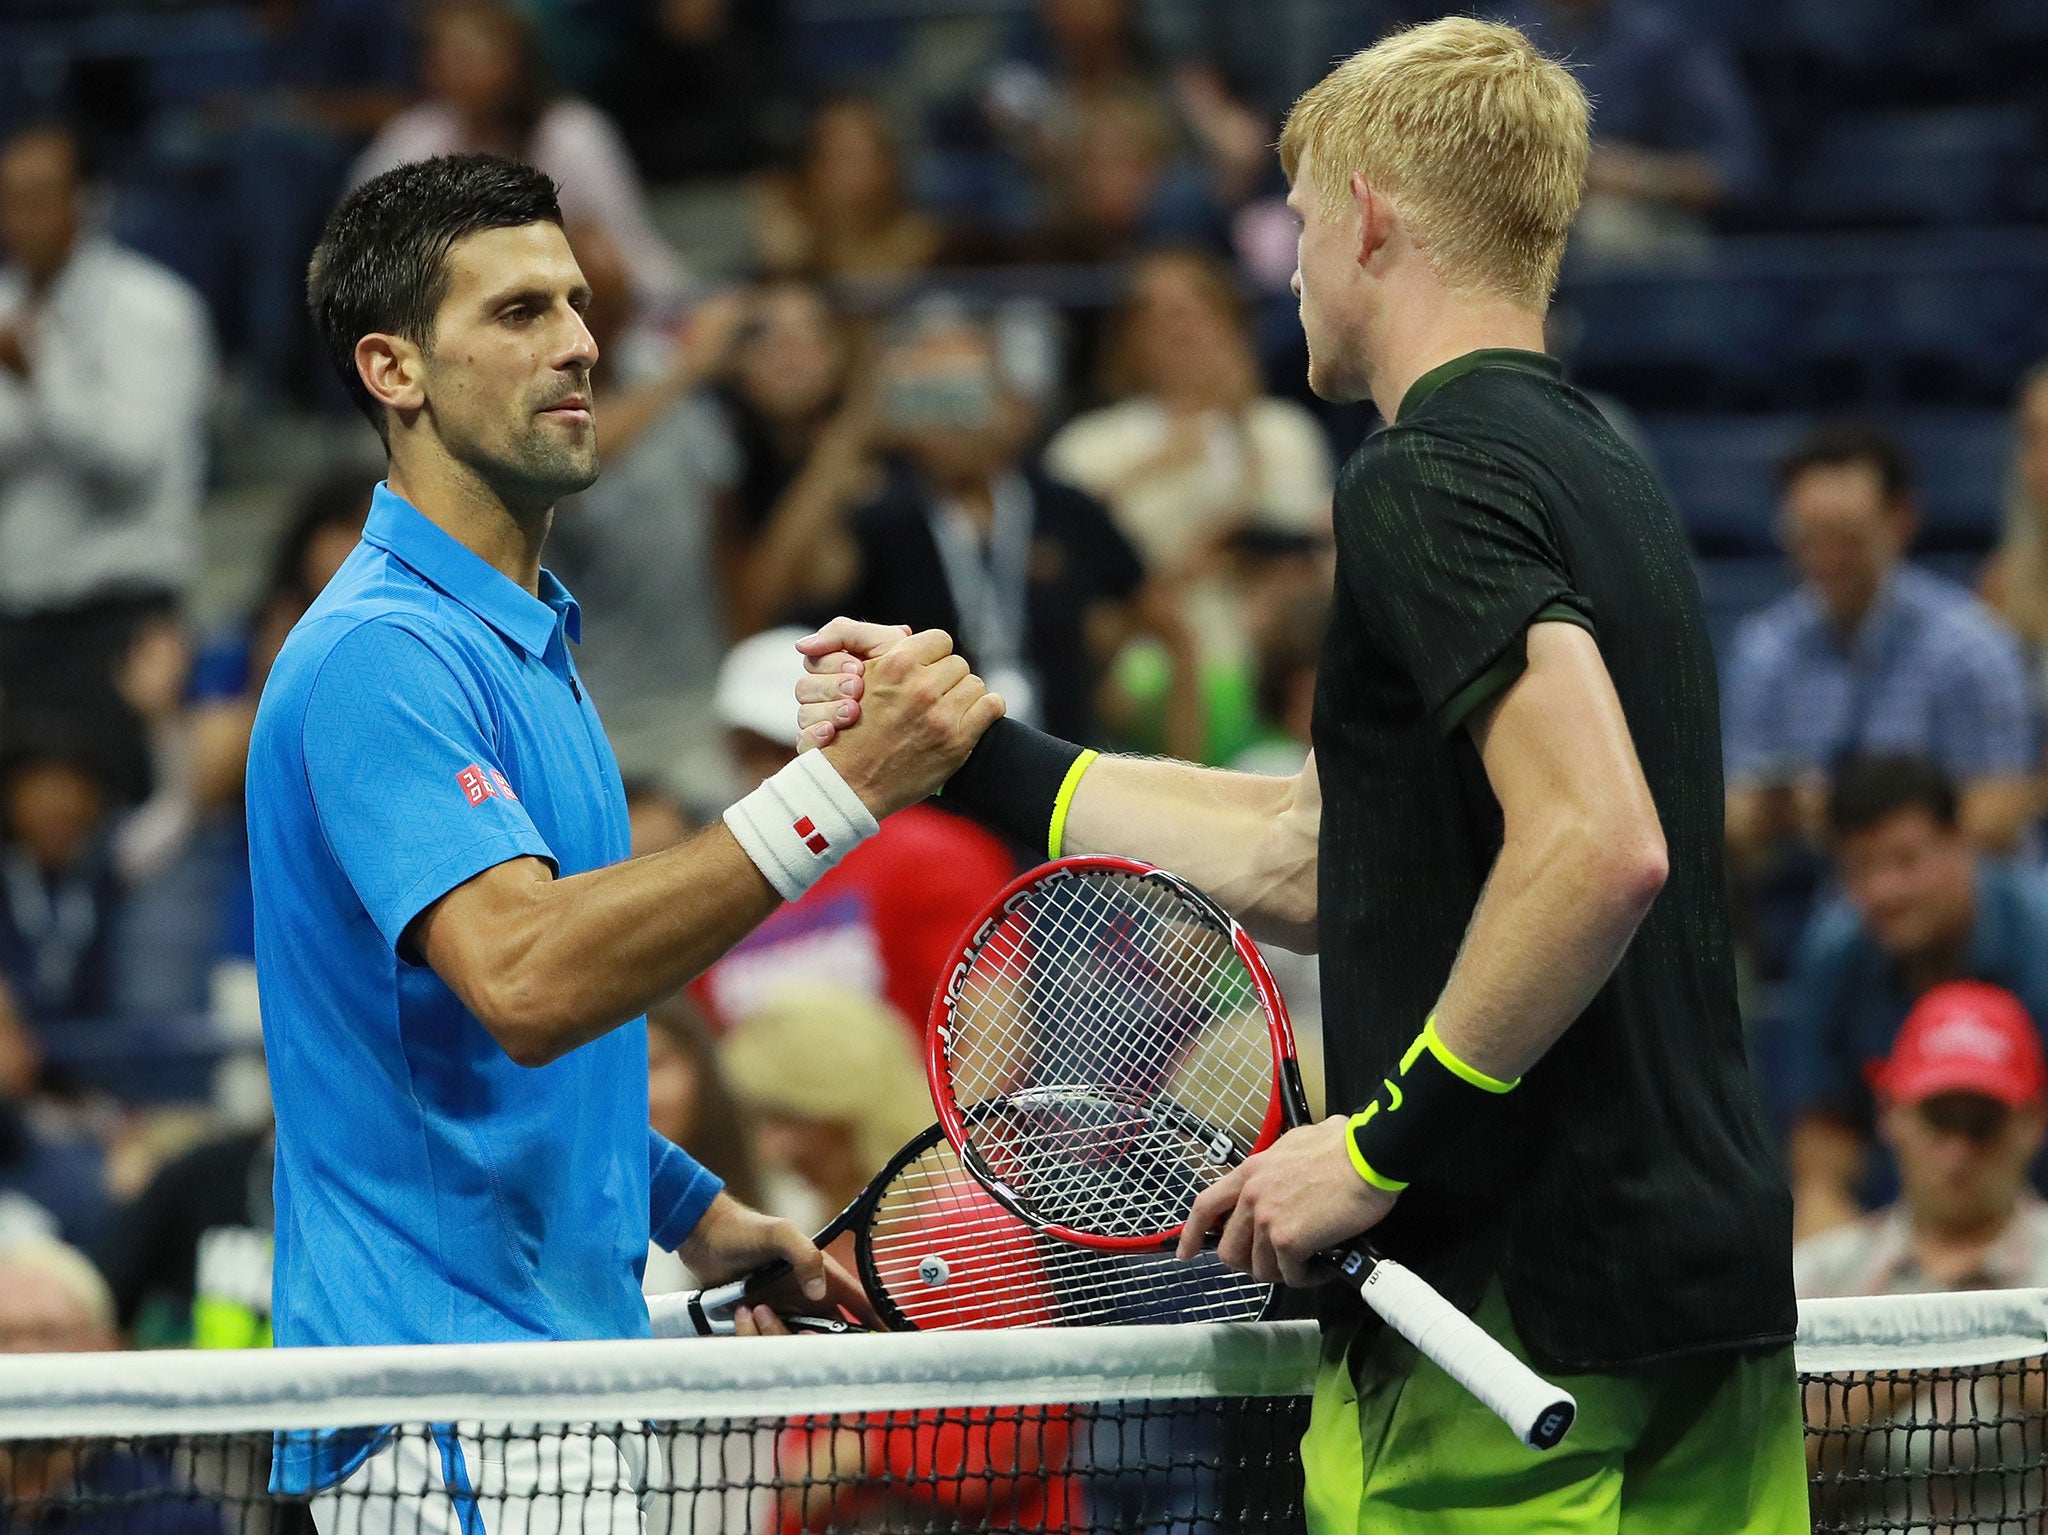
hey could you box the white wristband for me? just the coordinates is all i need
[723,750,880,903]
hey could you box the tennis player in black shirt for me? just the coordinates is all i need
[798,17,1803,1531]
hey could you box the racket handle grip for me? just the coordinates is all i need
[652,1257,800,1338]
[1339,1249,1577,1451]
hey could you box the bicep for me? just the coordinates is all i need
[405,853,556,997]
[1468,622,1660,846]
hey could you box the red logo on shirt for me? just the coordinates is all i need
[458,765,497,807]
[793,816,830,856]
[489,768,519,802]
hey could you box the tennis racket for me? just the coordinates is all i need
[927,855,1577,1452]
[655,1112,1276,1337]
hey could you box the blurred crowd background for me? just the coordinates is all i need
[0,0,2046,1351]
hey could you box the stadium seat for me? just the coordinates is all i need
[1562,276,1791,410]
[1898,411,2010,552]
[1640,414,1804,556]
[1792,107,2036,227]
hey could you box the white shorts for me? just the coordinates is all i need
[307,1425,659,1535]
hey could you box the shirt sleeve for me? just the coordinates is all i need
[300,619,557,951]
[1721,614,1786,784]
[648,1127,723,1250]
[1336,430,1593,735]
[1930,617,2036,779]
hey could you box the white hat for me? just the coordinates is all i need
[715,627,811,747]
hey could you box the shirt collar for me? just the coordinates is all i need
[361,484,580,657]
[1398,349,1561,419]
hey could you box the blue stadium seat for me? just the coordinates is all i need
[1793,108,2037,227]
[1898,411,2010,552]
[1640,415,1804,555]
[1562,276,1791,410]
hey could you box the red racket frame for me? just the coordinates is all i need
[926,854,1300,1251]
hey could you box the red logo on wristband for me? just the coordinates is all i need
[793,816,830,856]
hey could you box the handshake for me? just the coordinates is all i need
[791,618,1006,820]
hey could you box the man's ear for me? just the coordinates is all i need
[356,333,427,422]
[1349,171,1390,270]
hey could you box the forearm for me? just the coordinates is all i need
[432,826,781,1065]
[1063,754,1319,951]
[1428,807,1665,1086]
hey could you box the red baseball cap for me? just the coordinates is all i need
[1866,981,2048,1108]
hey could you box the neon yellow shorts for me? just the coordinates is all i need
[1303,1283,1810,1534]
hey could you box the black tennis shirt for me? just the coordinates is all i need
[1313,349,1795,1372]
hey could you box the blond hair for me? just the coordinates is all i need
[1279,17,1590,308]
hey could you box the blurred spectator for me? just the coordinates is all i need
[749,304,1152,745]
[1047,250,1330,574]
[720,283,875,637]
[1793,981,2048,1528]
[1796,981,2048,1297]
[0,1239,220,1535]
[1492,0,1764,264]
[136,474,372,984]
[692,629,1013,1034]
[0,715,121,1025]
[546,226,746,790]
[1026,86,1225,261]
[1785,758,2048,1240]
[1981,360,2048,709]
[755,98,943,279]
[208,0,414,401]
[0,124,217,804]
[1231,572,1329,777]
[599,0,791,182]
[643,994,790,1291]
[1726,422,2036,870]
[350,0,684,316]
[720,982,930,1218]
[0,1237,114,1353]
[623,779,693,860]
[96,1124,274,1348]
[0,985,107,1252]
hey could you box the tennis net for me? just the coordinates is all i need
[0,1290,2040,1534]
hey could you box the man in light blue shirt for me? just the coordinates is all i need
[251,155,1002,1506]
[1724,421,2035,860]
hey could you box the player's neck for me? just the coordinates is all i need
[1369,292,1548,423]
[386,453,552,595]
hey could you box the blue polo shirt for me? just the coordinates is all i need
[248,487,719,1482]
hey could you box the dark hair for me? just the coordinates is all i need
[307,154,563,434]
[263,471,374,611]
[1780,419,1915,504]
[1828,755,1959,838]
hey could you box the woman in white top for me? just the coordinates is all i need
[1045,248,1331,574]
[349,0,683,315]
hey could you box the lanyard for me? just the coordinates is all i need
[2,850,99,1009]
[926,473,1042,725]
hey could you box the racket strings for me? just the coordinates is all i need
[863,1133,1269,1329]
[942,869,1278,1237]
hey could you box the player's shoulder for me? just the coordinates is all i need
[259,559,473,727]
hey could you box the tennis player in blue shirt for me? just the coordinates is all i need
[248,155,1003,1523]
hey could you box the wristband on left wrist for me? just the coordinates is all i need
[1345,1015,1519,1193]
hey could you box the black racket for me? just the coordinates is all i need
[654,1112,1275,1336]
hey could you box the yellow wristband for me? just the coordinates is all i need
[1401,1014,1519,1094]
[1345,1107,1410,1192]
[1046,749,1100,860]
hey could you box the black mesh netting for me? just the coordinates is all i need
[3,1360,2042,1535]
